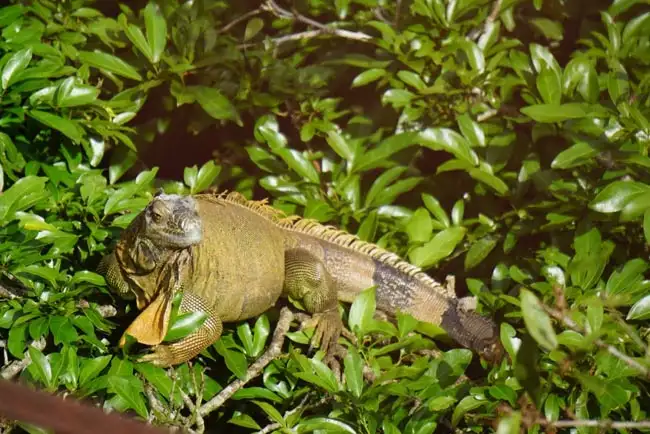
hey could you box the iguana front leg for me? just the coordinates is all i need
[139,292,223,367]
[283,248,343,358]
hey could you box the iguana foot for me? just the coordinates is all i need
[138,344,179,367]
[303,308,343,357]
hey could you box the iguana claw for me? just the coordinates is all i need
[138,345,177,367]
[300,309,345,363]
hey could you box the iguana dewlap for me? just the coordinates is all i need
[99,191,503,367]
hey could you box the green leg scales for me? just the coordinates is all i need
[283,248,343,357]
[140,292,223,367]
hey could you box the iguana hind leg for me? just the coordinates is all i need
[139,292,223,367]
[283,248,343,358]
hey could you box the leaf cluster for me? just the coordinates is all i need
[1,0,650,433]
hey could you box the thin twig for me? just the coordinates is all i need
[1,339,46,380]
[468,0,503,40]
[237,30,325,50]
[0,284,18,299]
[544,305,650,378]
[218,8,262,34]
[263,0,372,42]
[255,422,281,434]
[198,307,294,417]
[538,418,650,429]
[394,0,402,27]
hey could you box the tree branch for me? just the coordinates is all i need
[198,307,294,417]
[538,418,650,429]
[218,8,262,34]
[263,0,372,42]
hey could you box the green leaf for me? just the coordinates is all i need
[551,141,599,169]
[28,346,53,388]
[605,258,648,296]
[468,168,509,195]
[397,70,426,91]
[343,349,364,398]
[164,311,208,342]
[521,103,590,122]
[465,236,498,270]
[536,66,561,104]
[228,412,261,430]
[489,385,517,405]
[2,47,32,89]
[78,50,142,81]
[589,181,650,213]
[296,418,356,433]
[451,395,487,426]
[381,88,414,107]
[121,15,154,61]
[348,286,376,335]
[274,148,320,184]
[253,400,285,425]
[354,132,420,172]
[496,411,522,434]
[420,128,479,166]
[144,1,167,63]
[409,227,466,268]
[213,341,248,380]
[79,356,113,386]
[232,387,282,403]
[457,113,485,147]
[335,0,349,18]
[351,68,386,87]
[49,316,79,345]
[422,194,450,227]
[326,130,354,161]
[55,77,100,107]
[252,315,270,357]
[608,68,629,103]
[8,322,27,359]
[520,289,558,351]
[134,363,182,405]
[189,85,239,123]
[530,17,563,40]
[0,176,49,222]
[622,11,650,43]
[405,207,433,243]
[0,5,24,27]
[28,110,84,143]
[191,160,220,194]
[107,376,148,419]
[244,17,264,41]
[364,167,406,207]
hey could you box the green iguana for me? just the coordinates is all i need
[98,191,503,367]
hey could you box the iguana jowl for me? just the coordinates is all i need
[99,191,503,367]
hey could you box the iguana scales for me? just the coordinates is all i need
[99,191,503,367]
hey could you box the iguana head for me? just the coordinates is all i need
[110,193,202,302]
[457,309,504,364]
[141,192,202,249]
[441,302,504,364]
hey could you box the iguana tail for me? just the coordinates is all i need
[284,227,503,362]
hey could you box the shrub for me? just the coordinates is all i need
[1,0,649,433]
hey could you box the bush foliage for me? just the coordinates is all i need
[1,0,650,432]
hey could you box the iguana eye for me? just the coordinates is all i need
[151,211,163,223]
